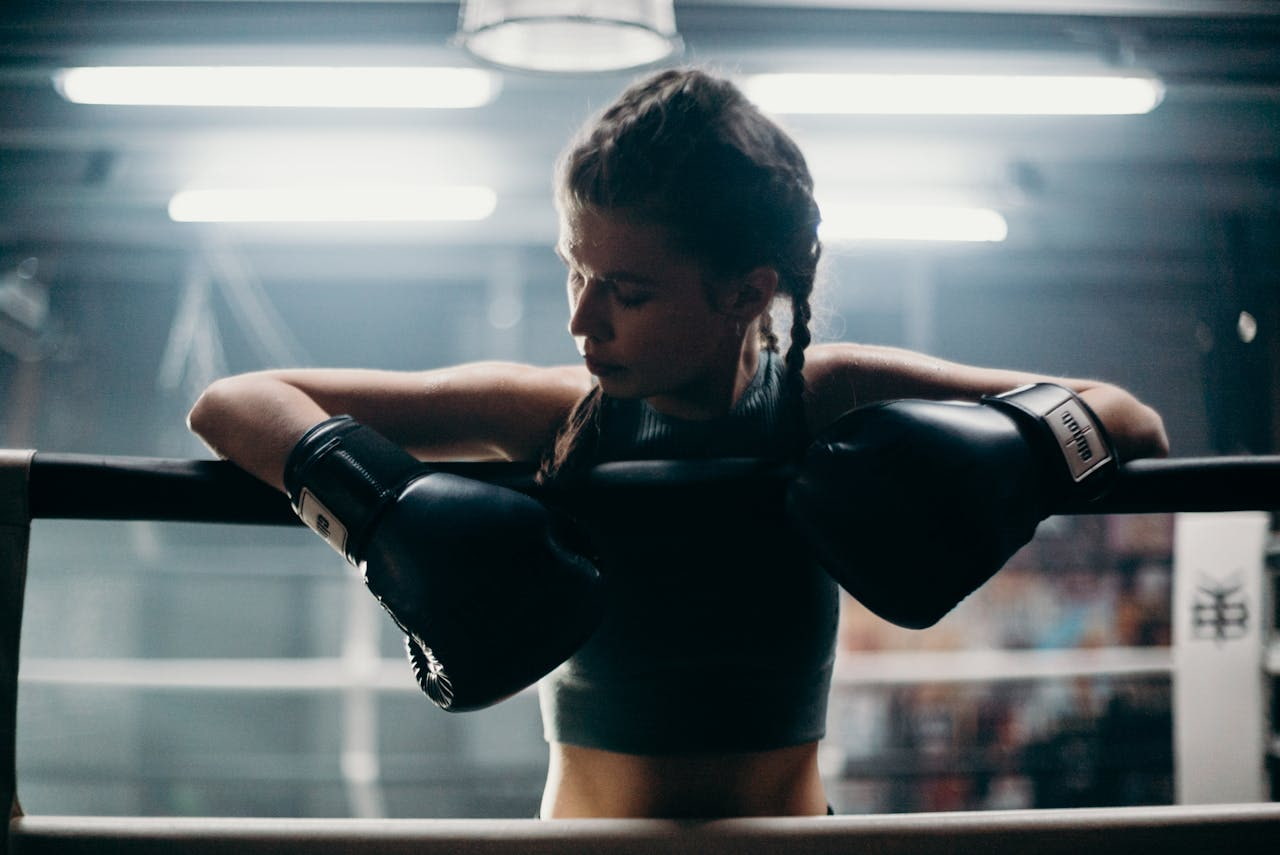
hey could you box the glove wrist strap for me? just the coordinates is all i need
[982,383,1118,501]
[283,415,424,564]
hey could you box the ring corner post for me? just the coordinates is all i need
[0,450,35,855]
[1172,510,1271,805]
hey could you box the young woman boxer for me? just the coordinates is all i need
[189,68,1169,819]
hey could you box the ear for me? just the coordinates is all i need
[720,265,779,320]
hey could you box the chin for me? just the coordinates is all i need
[594,376,636,398]
[593,372,649,400]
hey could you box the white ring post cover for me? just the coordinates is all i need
[0,449,34,851]
[1173,511,1270,803]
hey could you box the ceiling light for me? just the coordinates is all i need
[820,205,1008,243]
[742,73,1164,115]
[457,0,681,73]
[55,67,500,108]
[168,185,498,223]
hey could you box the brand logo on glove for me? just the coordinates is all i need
[298,489,349,559]
[1046,402,1110,482]
[1060,410,1093,461]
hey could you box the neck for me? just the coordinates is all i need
[645,333,761,421]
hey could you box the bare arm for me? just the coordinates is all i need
[187,362,592,491]
[803,342,1170,461]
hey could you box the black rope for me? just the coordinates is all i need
[24,452,1280,524]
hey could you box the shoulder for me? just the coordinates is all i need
[799,343,936,429]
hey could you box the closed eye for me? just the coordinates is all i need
[613,288,651,308]
[568,273,650,308]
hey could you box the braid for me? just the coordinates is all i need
[775,171,823,439]
[784,290,814,434]
[536,384,603,486]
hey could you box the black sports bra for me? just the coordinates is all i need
[538,349,839,753]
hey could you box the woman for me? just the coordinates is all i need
[188,68,1168,819]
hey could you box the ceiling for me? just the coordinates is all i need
[0,1,1275,460]
[1,1,1279,282]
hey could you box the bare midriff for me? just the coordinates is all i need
[539,740,828,818]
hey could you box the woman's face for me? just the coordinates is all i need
[558,205,740,415]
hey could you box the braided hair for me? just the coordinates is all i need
[538,68,822,483]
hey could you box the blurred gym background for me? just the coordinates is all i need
[2,0,1277,818]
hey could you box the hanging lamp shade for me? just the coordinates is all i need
[458,0,681,73]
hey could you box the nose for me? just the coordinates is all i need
[567,279,612,344]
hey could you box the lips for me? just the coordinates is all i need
[584,356,623,376]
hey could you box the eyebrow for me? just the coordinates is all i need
[554,245,659,287]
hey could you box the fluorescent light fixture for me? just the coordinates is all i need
[168,185,498,223]
[458,0,681,73]
[820,205,1008,243]
[742,73,1164,115]
[55,66,500,108]
[178,139,490,187]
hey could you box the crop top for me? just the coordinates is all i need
[537,349,840,754]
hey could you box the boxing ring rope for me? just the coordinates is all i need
[4,451,1280,854]
[21,452,1280,522]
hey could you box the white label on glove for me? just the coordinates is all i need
[1045,401,1111,482]
[297,488,349,558]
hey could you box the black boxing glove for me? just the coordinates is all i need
[283,415,603,711]
[785,383,1117,629]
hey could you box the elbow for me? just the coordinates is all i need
[1137,403,1171,459]
[1101,385,1170,461]
[186,383,214,437]
[186,376,242,454]
[1118,388,1170,460]
[1078,383,1169,462]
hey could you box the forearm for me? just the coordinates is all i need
[188,363,589,488]
[804,345,1171,462]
